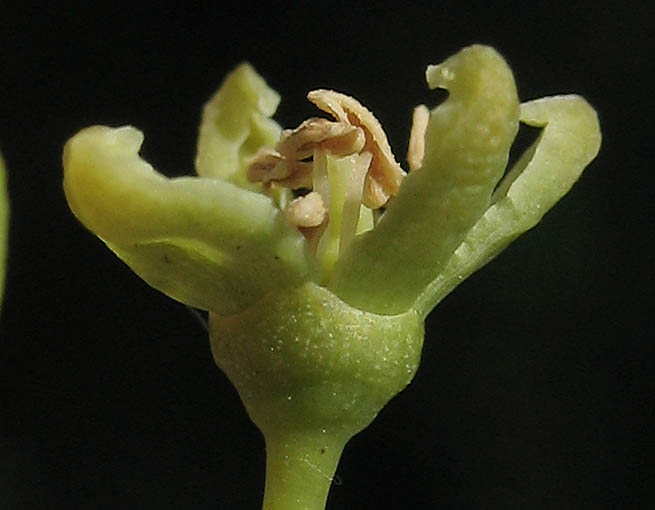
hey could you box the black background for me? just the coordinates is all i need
[1,2,652,509]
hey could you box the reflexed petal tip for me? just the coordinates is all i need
[195,62,283,188]
[413,94,601,316]
[62,47,601,321]
[330,45,520,315]
[331,45,600,317]
[63,125,314,315]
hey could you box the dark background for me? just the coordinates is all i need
[1,2,652,509]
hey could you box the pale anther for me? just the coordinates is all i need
[407,104,430,172]
[247,90,409,244]
[284,191,326,228]
[308,90,406,209]
[277,118,365,160]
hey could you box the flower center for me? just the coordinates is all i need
[247,90,410,280]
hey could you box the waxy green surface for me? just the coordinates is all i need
[62,45,601,510]
[414,94,601,316]
[211,282,423,439]
[63,125,314,316]
[210,283,423,510]
[330,45,520,314]
[195,63,282,189]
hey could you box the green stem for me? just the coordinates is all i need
[262,431,347,510]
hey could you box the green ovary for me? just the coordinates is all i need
[210,283,423,510]
[210,282,423,440]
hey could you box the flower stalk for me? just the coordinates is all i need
[262,431,346,510]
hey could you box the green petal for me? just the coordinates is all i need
[413,95,601,317]
[195,62,282,189]
[63,125,315,315]
[330,45,520,314]
[0,152,8,311]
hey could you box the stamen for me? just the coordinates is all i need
[307,90,406,209]
[277,118,365,160]
[246,90,407,279]
[284,191,326,228]
[407,104,430,172]
[247,147,313,189]
[339,151,372,254]
[247,148,286,183]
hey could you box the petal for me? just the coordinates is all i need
[0,152,8,310]
[195,62,282,189]
[330,45,520,315]
[63,125,315,315]
[413,95,601,317]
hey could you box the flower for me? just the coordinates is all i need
[63,45,600,510]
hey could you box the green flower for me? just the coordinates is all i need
[63,45,600,510]
[0,152,8,311]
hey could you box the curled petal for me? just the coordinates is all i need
[195,63,282,189]
[330,45,520,314]
[413,95,601,316]
[63,126,315,315]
